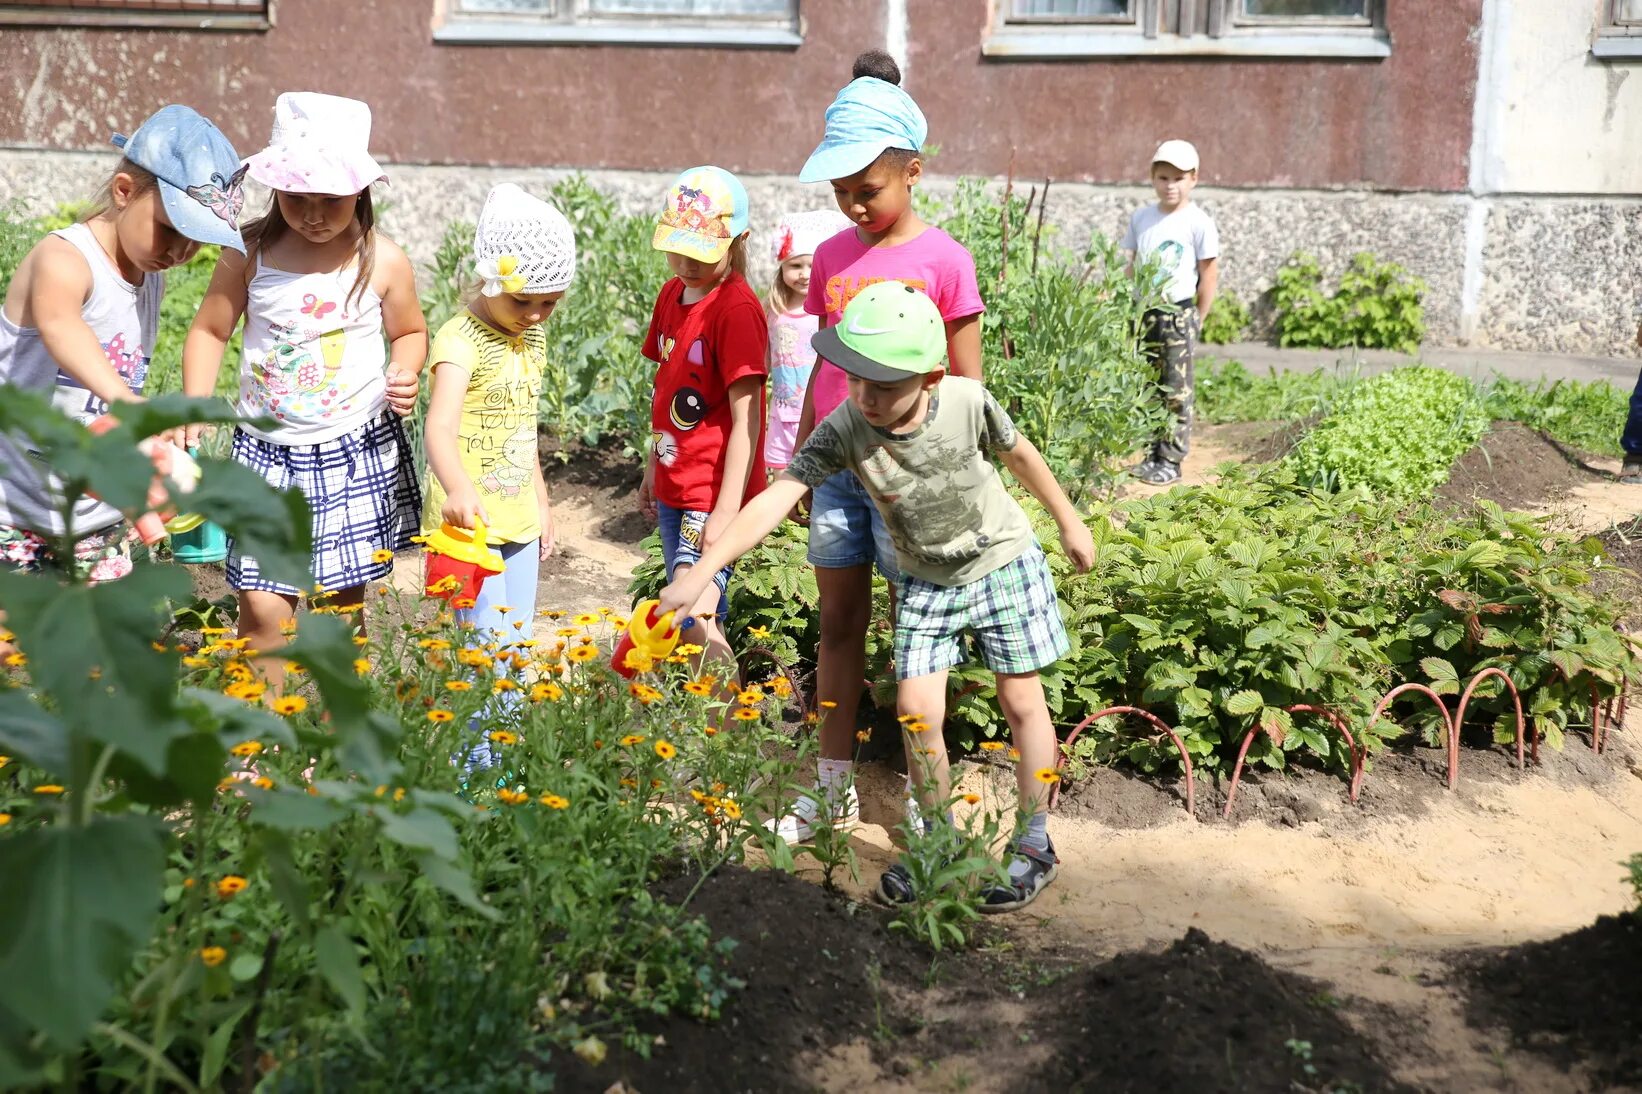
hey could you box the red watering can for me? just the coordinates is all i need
[611,599,682,678]
[418,519,506,604]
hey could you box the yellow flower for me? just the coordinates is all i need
[32,785,64,795]
[445,680,473,692]
[747,625,772,640]
[0,756,8,768]
[720,799,742,820]
[428,575,461,595]
[654,740,677,760]
[4,652,27,668]
[0,813,11,826]
[540,793,569,809]
[819,700,837,710]
[489,730,519,746]
[737,687,765,706]
[271,695,308,716]
[497,788,529,806]
[393,787,406,802]
[278,619,298,636]
[452,597,477,610]
[566,644,598,664]
[555,626,580,637]
[914,746,937,757]
[1034,767,1061,785]
[703,725,719,737]
[493,679,518,694]
[770,677,793,699]
[252,776,275,790]
[495,605,512,615]
[182,655,212,669]
[419,638,453,651]
[352,635,369,647]
[371,548,394,564]
[906,721,931,734]
[230,740,264,758]
[215,875,248,899]
[200,627,229,636]
[225,680,266,702]
[962,792,981,804]
[200,946,227,968]
[283,662,305,677]
[978,741,1007,752]
[731,708,759,722]
[855,730,871,743]
[456,649,492,668]
[1007,747,1021,762]
[897,713,920,724]
[427,709,455,723]
[354,658,371,676]
[572,612,600,626]
[620,734,645,747]
[529,682,564,703]
[222,638,251,651]
[629,682,662,705]
[676,642,704,656]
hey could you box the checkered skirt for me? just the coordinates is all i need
[226,412,420,596]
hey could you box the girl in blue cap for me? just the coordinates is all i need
[770,51,987,846]
[0,104,247,639]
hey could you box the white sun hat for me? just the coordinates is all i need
[473,183,577,297]
[771,209,853,264]
[245,92,387,196]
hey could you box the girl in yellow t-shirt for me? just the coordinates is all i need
[423,184,575,686]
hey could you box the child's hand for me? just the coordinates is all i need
[441,487,488,532]
[539,501,556,561]
[385,366,420,417]
[656,575,702,626]
[1058,519,1096,573]
[638,468,657,524]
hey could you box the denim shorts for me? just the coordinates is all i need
[658,501,731,619]
[806,470,900,580]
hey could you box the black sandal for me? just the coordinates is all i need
[876,862,919,905]
[979,837,1059,914]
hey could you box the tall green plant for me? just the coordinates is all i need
[1273,251,1426,353]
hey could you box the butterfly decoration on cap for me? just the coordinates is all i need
[187,164,249,230]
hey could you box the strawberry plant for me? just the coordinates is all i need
[1273,251,1426,353]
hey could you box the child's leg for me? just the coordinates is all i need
[1155,305,1198,465]
[455,540,537,772]
[996,671,1057,819]
[897,670,952,815]
[238,589,299,689]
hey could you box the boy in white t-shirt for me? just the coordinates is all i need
[1121,139,1220,486]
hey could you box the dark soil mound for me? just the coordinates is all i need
[1032,927,1414,1093]
[1438,421,1607,512]
[1459,913,1642,1087]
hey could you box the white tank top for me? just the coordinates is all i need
[237,252,387,445]
[0,222,162,535]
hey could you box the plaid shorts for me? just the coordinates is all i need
[227,413,421,596]
[894,543,1071,680]
[0,521,139,584]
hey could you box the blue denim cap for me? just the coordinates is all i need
[798,77,928,184]
[111,105,247,254]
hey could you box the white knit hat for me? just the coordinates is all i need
[473,184,577,296]
[771,209,853,264]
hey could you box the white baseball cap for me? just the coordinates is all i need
[1151,139,1200,172]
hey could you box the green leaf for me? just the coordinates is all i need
[1223,689,1263,716]
[187,457,313,589]
[377,807,460,861]
[228,953,263,982]
[415,852,500,920]
[1419,657,1458,682]
[247,788,349,831]
[0,691,70,773]
[0,817,164,1046]
[313,924,367,1016]
[281,614,398,780]
[199,1001,252,1086]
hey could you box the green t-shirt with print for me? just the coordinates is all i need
[786,376,1034,586]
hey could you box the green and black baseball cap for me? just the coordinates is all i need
[812,281,947,383]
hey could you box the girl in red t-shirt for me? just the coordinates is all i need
[639,166,768,672]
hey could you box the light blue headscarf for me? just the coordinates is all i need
[798,77,928,184]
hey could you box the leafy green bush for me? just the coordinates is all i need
[1285,366,1488,500]
[1483,375,1628,459]
[1199,290,1251,345]
[1273,251,1426,353]
[1627,853,1642,913]
[1196,358,1359,424]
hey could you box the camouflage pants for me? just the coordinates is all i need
[1141,304,1199,464]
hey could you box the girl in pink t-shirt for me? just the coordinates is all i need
[764,210,851,472]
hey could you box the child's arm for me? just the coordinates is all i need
[30,238,143,409]
[703,374,762,550]
[946,315,983,381]
[1196,257,1219,320]
[997,435,1095,573]
[375,239,429,417]
[180,248,251,446]
[423,362,486,529]
[657,475,810,620]
[534,460,555,560]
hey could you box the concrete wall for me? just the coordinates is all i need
[0,0,1478,189]
[1479,1,1642,195]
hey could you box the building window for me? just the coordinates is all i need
[436,0,802,47]
[0,0,269,29]
[1594,0,1642,60]
[985,0,1389,58]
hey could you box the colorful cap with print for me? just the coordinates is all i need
[473,183,577,296]
[652,166,749,264]
[811,281,946,383]
[1150,139,1200,172]
[245,92,386,196]
[111,104,247,254]
[771,208,853,264]
[798,77,927,184]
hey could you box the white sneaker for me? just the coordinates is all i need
[903,788,924,835]
[768,783,860,845]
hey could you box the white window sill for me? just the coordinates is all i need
[434,20,800,48]
[1592,36,1642,60]
[982,29,1390,60]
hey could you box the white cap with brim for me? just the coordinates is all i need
[1151,139,1200,172]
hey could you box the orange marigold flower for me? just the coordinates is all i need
[354,658,371,676]
[32,784,64,795]
[1033,767,1061,785]
[489,730,519,746]
[654,740,677,760]
[445,680,473,692]
[230,740,264,757]
[540,793,569,809]
[683,680,712,696]
[529,683,563,703]
[731,708,760,722]
[737,687,765,706]
[252,776,275,790]
[978,741,1007,752]
[619,734,645,747]
[215,875,248,899]
[566,644,598,664]
[962,792,981,805]
[271,695,307,716]
[855,730,871,743]
[703,725,719,737]
[199,946,227,967]
[497,788,529,806]
[493,679,518,694]
[427,709,455,723]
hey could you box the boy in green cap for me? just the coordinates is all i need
[656,281,1094,912]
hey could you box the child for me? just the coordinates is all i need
[657,283,1095,912]
[423,182,571,661]
[0,104,246,603]
[1121,138,1220,486]
[764,209,851,474]
[776,49,985,844]
[183,93,426,677]
[638,166,768,672]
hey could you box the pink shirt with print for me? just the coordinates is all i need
[804,226,985,419]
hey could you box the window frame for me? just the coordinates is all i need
[0,0,271,30]
[435,0,803,48]
[1002,0,1137,27]
[982,0,1389,59]
[1594,0,1642,60]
